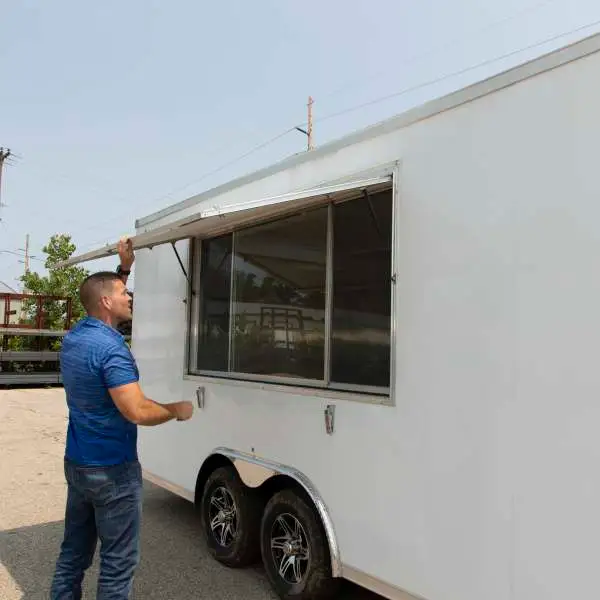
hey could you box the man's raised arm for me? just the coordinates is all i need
[116,238,134,285]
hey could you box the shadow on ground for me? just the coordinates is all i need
[0,482,382,600]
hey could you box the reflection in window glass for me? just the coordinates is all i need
[331,190,392,387]
[230,207,328,380]
[197,235,232,372]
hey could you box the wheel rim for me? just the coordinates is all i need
[208,486,238,547]
[270,513,310,585]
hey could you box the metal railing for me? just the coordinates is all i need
[0,293,72,386]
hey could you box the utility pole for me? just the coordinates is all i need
[24,234,30,274]
[307,96,314,150]
[17,234,31,294]
[0,148,10,220]
[295,96,314,151]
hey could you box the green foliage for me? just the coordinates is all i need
[19,234,89,331]
[6,336,25,351]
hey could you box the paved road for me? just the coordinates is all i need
[0,388,383,600]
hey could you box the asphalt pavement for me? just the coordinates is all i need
[0,388,382,600]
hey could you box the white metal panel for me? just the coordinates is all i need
[133,43,600,600]
[55,177,391,268]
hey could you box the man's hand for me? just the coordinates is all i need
[118,238,135,271]
[173,401,194,421]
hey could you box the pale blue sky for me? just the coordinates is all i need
[1,0,598,288]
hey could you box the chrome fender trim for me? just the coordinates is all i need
[212,447,342,578]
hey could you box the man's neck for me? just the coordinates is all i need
[88,313,116,329]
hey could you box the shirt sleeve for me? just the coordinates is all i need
[101,343,140,389]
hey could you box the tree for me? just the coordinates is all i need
[20,234,89,330]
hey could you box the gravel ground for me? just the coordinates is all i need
[0,388,383,600]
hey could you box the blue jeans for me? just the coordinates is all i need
[50,459,142,600]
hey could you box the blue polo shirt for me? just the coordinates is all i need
[60,316,140,466]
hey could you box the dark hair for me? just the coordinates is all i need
[79,271,123,314]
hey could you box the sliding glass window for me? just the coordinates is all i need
[191,185,393,394]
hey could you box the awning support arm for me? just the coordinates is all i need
[363,189,382,239]
[171,242,194,294]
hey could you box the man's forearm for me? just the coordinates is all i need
[109,381,193,425]
[135,397,181,426]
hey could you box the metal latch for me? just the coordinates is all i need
[324,404,335,435]
[196,386,205,409]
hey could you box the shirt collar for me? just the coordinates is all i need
[80,316,124,340]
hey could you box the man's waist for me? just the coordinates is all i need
[65,445,138,467]
[64,456,140,469]
[66,433,138,466]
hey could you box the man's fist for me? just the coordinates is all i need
[173,401,194,422]
[117,238,135,271]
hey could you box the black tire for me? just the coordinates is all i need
[200,466,262,568]
[260,490,340,600]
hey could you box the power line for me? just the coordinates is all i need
[59,126,300,253]
[0,5,568,254]
[125,0,565,219]
[77,127,298,252]
[100,14,600,239]
[303,19,600,128]
[44,2,565,243]
[319,0,562,103]
[124,15,600,221]
[139,128,297,209]
[76,19,600,255]
[0,249,43,262]
[59,17,600,256]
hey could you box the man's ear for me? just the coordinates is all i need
[99,296,112,311]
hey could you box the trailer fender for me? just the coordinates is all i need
[212,447,342,578]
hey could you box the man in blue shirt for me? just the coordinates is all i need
[51,242,193,600]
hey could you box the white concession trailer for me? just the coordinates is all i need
[63,33,600,600]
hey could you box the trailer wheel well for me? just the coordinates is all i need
[194,458,314,512]
[195,453,340,577]
[194,453,233,506]
[196,459,321,517]
[257,474,314,508]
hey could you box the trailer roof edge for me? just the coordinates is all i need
[136,31,600,230]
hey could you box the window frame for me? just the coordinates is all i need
[186,173,398,403]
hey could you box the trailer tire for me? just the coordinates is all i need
[260,490,339,600]
[200,466,262,568]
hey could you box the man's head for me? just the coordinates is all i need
[79,272,132,326]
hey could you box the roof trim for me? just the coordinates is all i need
[137,31,600,229]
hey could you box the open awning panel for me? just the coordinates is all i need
[56,176,392,268]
